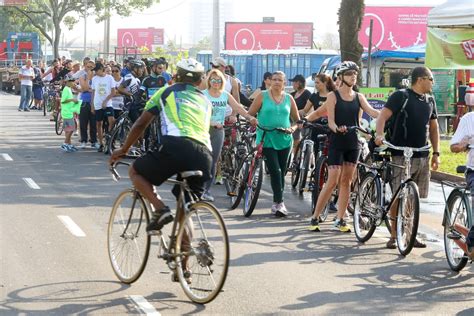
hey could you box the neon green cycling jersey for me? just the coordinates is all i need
[145,83,212,149]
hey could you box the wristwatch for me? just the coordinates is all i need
[432,151,440,157]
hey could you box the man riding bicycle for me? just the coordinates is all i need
[109,58,212,234]
[141,59,168,100]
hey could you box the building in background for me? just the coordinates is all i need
[187,0,236,46]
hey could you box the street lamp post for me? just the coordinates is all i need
[84,0,88,58]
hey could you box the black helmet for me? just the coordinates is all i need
[130,60,145,70]
[336,61,360,76]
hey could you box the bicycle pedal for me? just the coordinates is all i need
[227,192,237,197]
[447,232,462,240]
[147,230,161,236]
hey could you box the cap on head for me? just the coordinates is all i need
[289,74,306,84]
[210,57,227,68]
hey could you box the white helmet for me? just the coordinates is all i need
[336,61,360,76]
[176,58,204,77]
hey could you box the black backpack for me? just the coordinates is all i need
[385,89,435,143]
[384,89,410,143]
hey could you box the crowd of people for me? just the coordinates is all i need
[16,55,474,252]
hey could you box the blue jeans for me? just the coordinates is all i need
[19,85,32,110]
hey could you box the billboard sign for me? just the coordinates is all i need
[225,22,313,50]
[359,6,432,51]
[0,0,28,5]
[117,28,164,53]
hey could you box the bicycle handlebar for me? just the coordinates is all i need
[257,124,292,134]
[382,141,431,153]
[110,161,131,181]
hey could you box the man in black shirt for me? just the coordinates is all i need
[375,66,441,249]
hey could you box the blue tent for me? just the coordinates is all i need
[363,44,426,60]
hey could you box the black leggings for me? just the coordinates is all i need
[262,146,291,203]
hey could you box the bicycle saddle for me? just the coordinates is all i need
[180,170,203,178]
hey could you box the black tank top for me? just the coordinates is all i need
[330,90,360,150]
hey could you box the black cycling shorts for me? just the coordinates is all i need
[327,147,360,166]
[95,107,114,121]
[133,136,212,196]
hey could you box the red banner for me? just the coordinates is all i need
[359,6,432,51]
[117,28,164,53]
[225,22,313,50]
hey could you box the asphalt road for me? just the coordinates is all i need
[0,92,473,315]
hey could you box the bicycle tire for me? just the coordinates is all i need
[228,159,246,210]
[108,118,132,155]
[354,172,380,242]
[298,147,312,194]
[396,180,420,256]
[176,201,229,304]
[42,93,47,116]
[291,145,301,188]
[107,189,151,283]
[55,112,64,135]
[444,189,470,271]
[313,156,329,221]
[243,158,263,217]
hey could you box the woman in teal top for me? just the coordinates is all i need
[202,69,257,201]
[248,71,300,217]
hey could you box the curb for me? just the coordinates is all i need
[431,170,464,183]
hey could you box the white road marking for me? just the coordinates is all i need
[22,177,40,189]
[129,295,161,316]
[1,153,13,161]
[57,215,86,237]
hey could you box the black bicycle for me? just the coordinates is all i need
[354,141,430,256]
[108,161,229,304]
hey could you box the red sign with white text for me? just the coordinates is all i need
[225,22,313,50]
[359,6,432,51]
[117,28,164,53]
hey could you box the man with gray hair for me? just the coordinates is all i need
[18,59,34,111]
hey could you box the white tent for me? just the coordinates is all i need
[428,0,474,27]
[426,0,474,69]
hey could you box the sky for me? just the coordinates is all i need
[64,0,448,49]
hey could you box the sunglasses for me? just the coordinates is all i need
[210,78,222,84]
[344,70,358,76]
[423,77,434,82]
[112,70,119,73]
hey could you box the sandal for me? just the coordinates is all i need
[386,237,396,249]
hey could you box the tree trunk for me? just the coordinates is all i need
[54,23,61,59]
[338,0,365,84]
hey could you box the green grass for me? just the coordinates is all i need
[437,140,467,175]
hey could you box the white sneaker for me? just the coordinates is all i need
[202,193,215,202]
[275,202,288,217]
[80,142,86,149]
[271,203,278,215]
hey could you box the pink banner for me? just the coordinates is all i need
[225,23,313,50]
[359,6,432,51]
[117,28,164,52]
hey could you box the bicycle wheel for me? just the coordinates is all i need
[55,112,63,135]
[291,146,301,188]
[228,158,246,210]
[354,172,380,242]
[176,201,229,304]
[396,180,420,256]
[298,148,312,194]
[108,119,132,154]
[43,94,47,116]
[243,157,263,217]
[444,189,470,271]
[313,156,329,221]
[107,189,151,283]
